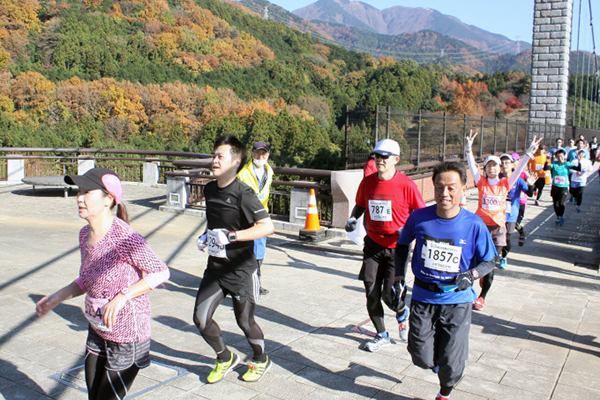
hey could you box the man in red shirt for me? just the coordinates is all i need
[346,139,426,351]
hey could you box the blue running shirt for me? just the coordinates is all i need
[399,205,497,304]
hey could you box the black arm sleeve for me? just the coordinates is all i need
[395,244,410,277]
[350,205,366,220]
[570,163,582,171]
[472,257,499,277]
[526,185,535,197]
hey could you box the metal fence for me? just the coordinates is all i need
[170,162,334,226]
[344,107,596,169]
[0,148,333,226]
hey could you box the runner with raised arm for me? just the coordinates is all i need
[465,131,541,310]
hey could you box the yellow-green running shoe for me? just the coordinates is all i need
[242,356,272,382]
[207,352,240,384]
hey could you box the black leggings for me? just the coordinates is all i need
[569,186,585,206]
[502,223,516,258]
[85,352,139,400]
[551,186,568,217]
[193,277,265,362]
[515,203,526,234]
[534,178,546,200]
[480,245,501,299]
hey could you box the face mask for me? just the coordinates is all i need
[253,158,267,167]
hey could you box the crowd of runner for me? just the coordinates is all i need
[33,132,595,400]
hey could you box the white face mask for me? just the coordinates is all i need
[253,158,267,168]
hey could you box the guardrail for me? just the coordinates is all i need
[0,147,482,229]
[165,159,334,226]
[0,148,335,226]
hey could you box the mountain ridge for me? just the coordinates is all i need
[293,0,531,55]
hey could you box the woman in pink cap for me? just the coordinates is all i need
[36,168,169,400]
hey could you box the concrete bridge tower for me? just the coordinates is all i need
[528,0,574,136]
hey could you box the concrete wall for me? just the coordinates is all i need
[528,0,573,134]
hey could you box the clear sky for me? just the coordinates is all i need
[265,0,600,50]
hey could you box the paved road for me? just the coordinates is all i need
[0,171,599,400]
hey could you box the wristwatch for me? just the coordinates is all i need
[228,231,237,243]
[120,287,132,301]
[471,269,480,279]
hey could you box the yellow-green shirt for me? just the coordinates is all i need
[237,161,273,211]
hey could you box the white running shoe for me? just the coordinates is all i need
[365,333,391,352]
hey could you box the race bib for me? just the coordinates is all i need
[505,198,512,215]
[554,175,567,185]
[207,230,227,258]
[535,164,543,171]
[84,296,111,332]
[422,240,462,273]
[368,200,392,222]
[481,194,502,211]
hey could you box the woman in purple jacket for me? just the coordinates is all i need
[36,168,169,400]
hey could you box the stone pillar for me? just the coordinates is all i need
[162,176,188,212]
[77,157,95,175]
[143,161,160,185]
[7,157,25,183]
[528,0,573,138]
[290,186,310,225]
[330,169,364,228]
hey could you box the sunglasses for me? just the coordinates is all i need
[374,154,391,160]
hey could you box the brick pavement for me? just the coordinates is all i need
[0,172,599,400]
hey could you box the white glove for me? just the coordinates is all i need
[464,130,477,153]
[526,136,541,158]
[526,140,537,155]
[197,233,207,252]
[211,229,230,246]
[345,217,358,232]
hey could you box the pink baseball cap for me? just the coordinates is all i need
[65,168,123,204]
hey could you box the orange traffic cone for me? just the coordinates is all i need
[304,189,321,231]
[299,188,326,241]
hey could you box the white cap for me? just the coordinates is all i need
[372,139,400,157]
[499,153,514,162]
[484,155,502,166]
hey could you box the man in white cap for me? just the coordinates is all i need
[345,138,426,351]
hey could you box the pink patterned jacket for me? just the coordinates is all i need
[76,217,169,343]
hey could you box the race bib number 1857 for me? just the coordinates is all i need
[422,241,462,273]
[368,200,392,222]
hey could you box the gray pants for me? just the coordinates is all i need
[408,300,472,387]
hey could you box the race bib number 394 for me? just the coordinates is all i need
[422,240,462,273]
[207,230,227,258]
[368,200,392,222]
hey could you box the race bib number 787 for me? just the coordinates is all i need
[368,199,392,221]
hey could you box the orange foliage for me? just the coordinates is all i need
[134,0,170,22]
[83,0,104,8]
[440,76,457,92]
[11,71,55,111]
[0,0,41,32]
[314,65,335,80]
